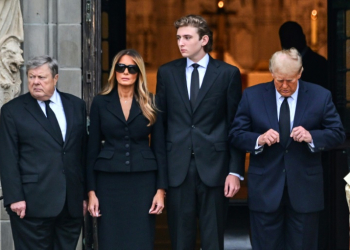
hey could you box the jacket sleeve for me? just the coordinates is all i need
[151,96,168,189]
[86,97,102,192]
[80,101,88,199]
[155,67,167,132]
[309,91,345,152]
[0,105,25,206]
[227,67,246,176]
[229,89,262,153]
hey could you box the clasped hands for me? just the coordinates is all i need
[258,126,312,146]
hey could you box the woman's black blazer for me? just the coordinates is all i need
[86,88,167,191]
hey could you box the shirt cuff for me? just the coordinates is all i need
[229,172,244,181]
[308,140,315,152]
[255,136,264,154]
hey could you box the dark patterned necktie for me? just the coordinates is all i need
[44,100,63,145]
[279,97,290,147]
[190,63,200,110]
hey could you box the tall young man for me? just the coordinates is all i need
[156,15,245,250]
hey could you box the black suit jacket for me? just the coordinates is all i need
[0,91,87,218]
[156,55,245,187]
[86,89,167,191]
[229,81,345,213]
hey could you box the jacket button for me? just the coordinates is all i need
[125,144,129,148]
[125,127,129,131]
[192,125,195,128]
[126,152,130,156]
[125,161,130,165]
[285,150,288,153]
[283,169,285,172]
[125,136,129,140]
[62,169,65,174]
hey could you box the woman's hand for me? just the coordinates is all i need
[149,189,166,215]
[88,191,101,217]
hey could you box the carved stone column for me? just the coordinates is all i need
[0,0,24,109]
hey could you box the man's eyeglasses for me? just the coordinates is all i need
[115,63,139,74]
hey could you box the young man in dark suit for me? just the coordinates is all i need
[0,56,87,250]
[229,48,345,249]
[156,15,245,250]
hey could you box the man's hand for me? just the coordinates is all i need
[10,201,26,219]
[224,175,240,198]
[258,129,280,146]
[290,126,312,143]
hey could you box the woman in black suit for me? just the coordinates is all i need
[87,49,167,249]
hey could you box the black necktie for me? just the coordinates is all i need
[279,97,290,147]
[44,100,63,145]
[190,63,200,110]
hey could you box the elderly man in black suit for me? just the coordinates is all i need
[0,55,87,250]
[156,15,245,250]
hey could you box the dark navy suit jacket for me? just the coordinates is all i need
[229,80,345,213]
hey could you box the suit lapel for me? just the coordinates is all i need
[192,56,219,113]
[127,97,142,124]
[172,59,192,115]
[290,81,309,138]
[263,82,279,132]
[106,90,127,124]
[24,93,63,145]
[285,82,309,148]
[59,91,73,147]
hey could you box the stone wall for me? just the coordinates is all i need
[0,0,82,249]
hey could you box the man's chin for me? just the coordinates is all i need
[180,52,188,58]
[30,93,44,100]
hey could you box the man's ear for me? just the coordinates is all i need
[201,35,209,47]
[54,74,59,85]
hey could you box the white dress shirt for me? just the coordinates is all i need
[276,83,299,128]
[37,89,67,141]
[185,54,209,98]
[255,82,314,152]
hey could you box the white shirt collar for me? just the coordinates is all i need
[186,53,209,69]
[50,88,59,103]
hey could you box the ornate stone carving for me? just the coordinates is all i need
[0,0,24,108]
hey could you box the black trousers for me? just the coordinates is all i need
[167,156,228,250]
[250,186,319,250]
[8,201,83,250]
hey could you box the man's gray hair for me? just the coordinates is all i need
[26,55,59,77]
[269,48,303,75]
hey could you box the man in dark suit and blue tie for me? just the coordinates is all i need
[156,15,245,250]
[0,55,87,249]
[229,48,345,250]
